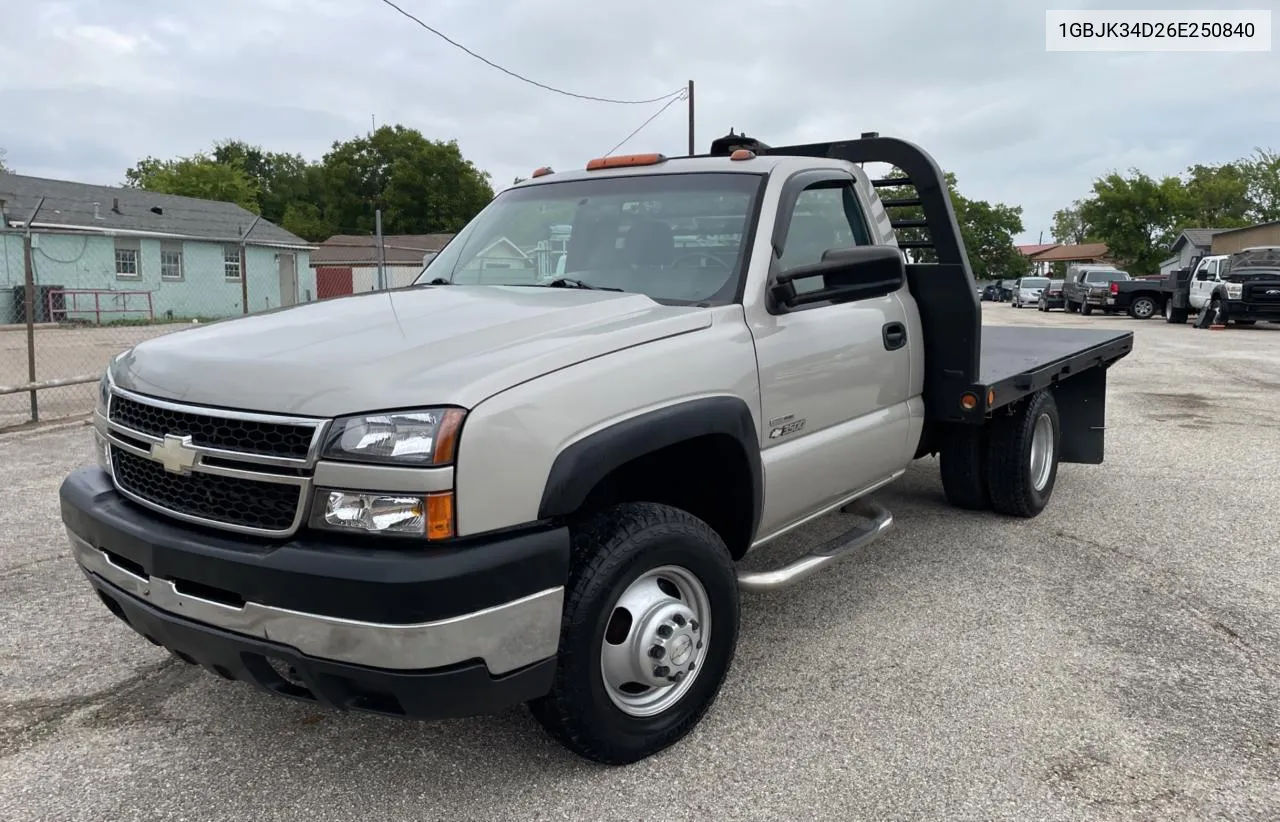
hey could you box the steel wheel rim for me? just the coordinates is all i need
[1133,297,1155,318]
[1030,412,1054,492]
[599,565,711,718]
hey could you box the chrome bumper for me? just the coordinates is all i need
[68,529,563,675]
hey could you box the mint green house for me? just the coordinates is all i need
[0,172,315,324]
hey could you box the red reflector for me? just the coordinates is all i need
[1110,282,1119,294]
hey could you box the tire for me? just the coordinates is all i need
[1166,303,1188,324]
[939,424,990,510]
[1236,319,1256,325]
[1127,296,1157,320]
[1080,301,1093,315]
[528,502,740,765]
[985,390,1060,518]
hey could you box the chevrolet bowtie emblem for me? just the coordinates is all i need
[151,434,198,474]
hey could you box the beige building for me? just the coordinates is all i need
[1210,221,1280,255]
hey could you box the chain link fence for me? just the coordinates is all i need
[0,221,325,431]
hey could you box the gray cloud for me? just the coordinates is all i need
[1,0,1276,241]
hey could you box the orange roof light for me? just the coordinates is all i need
[730,149,756,161]
[586,153,667,171]
[530,166,553,178]
[960,392,978,410]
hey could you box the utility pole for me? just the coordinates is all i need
[239,215,262,314]
[687,80,695,156]
[22,197,45,422]
[375,209,387,290]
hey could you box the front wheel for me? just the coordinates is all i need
[1080,301,1093,315]
[985,390,1060,518]
[528,502,740,765]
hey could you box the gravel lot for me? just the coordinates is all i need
[2,303,1277,821]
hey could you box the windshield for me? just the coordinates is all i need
[414,172,765,305]
[1084,269,1129,282]
[1021,277,1049,288]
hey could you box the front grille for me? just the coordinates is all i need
[1244,283,1280,303]
[109,395,314,459]
[111,447,302,532]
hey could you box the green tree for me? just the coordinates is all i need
[124,153,261,213]
[1242,147,1280,223]
[120,125,495,242]
[1077,170,1188,275]
[212,140,319,229]
[0,146,9,173]
[879,170,1026,280]
[1050,201,1096,244]
[317,126,495,236]
[1182,162,1251,228]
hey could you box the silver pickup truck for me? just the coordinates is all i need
[60,131,1133,765]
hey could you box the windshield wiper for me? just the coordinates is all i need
[546,277,623,292]
[426,278,452,285]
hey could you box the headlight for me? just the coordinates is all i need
[1225,283,1243,299]
[308,489,454,539]
[95,371,110,416]
[321,408,466,466]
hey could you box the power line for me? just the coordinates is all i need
[603,92,689,156]
[374,0,685,105]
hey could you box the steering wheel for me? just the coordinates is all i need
[670,252,730,269]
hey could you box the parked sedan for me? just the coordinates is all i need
[1037,279,1066,311]
[1011,276,1050,308]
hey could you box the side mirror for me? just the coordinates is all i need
[770,246,905,309]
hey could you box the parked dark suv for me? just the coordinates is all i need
[1037,279,1066,311]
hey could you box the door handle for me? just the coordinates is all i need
[882,321,907,350]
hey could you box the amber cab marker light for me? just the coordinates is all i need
[960,392,978,410]
[531,166,553,178]
[425,492,455,540]
[586,153,667,171]
[730,149,756,160]
[987,389,995,406]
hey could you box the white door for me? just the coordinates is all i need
[749,172,914,536]
[277,253,298,306]
[1189,259,1217,309]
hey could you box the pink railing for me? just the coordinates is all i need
[48,289,154,324]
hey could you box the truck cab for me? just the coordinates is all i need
[59,132,1133,766]
[1187,254,1230,311]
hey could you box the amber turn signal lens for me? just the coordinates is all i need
[425,492,455,541]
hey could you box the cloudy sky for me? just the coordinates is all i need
[1,0,1276,242]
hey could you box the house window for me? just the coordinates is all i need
[224,246,242,280]
[160,242,183,281]
[114,238,140,279]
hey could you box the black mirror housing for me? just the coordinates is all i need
[771,245,906,308]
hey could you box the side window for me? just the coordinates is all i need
[776,180,872,299]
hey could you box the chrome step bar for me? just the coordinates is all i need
[736,501,894,592]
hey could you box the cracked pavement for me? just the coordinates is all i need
[2,303,1278,821]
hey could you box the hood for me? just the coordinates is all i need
[109,285,711,417]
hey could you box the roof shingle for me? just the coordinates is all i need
[0,172,309,247]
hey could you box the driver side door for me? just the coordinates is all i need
[1189,259,1217,308]
[748,169,916,538]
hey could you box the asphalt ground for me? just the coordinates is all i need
[2,302,1277,821]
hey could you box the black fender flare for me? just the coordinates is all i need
[537,396,763,538]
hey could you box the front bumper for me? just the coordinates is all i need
[1226,299,1280,321]
[61,466,569,718]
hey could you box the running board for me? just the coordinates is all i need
[736,501,893,592]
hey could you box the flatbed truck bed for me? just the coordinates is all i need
[979,326,1133,399]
